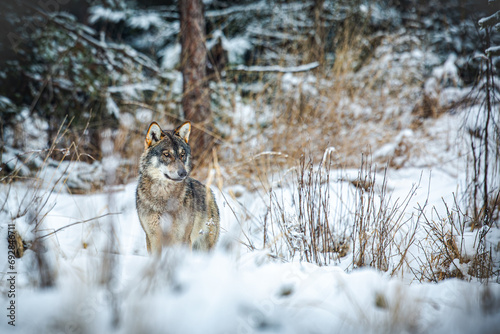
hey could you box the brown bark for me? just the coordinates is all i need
[178,0,212,161]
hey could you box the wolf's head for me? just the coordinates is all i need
[141,121,192,182]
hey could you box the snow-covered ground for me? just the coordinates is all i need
[1,108,499,333]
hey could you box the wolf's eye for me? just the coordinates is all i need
[163,152,171,158]
[180,151,185,159]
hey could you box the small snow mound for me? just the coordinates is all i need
[432,53,461,87]
[373,129,414,162]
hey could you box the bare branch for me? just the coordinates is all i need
[36,212,121,240]
[229,62,319,73]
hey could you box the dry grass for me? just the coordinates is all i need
[255,150,497,282]
[209,23,438,189]
[413,195,498,282]
[263,149,349,266]
[351,156,419,273]
[2,120,76,287]
[260,151,423,272]
[1,119,125,288]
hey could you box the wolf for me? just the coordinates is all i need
[136,121,220,254]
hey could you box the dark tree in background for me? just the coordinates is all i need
[178,0,212,160]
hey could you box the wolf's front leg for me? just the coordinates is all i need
[147,226,162,255]
[145,234,151,254]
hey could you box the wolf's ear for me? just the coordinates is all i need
[145,122,162,149]
[174,121,191,144]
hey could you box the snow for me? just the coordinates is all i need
[233,62,319,73]
[127,13,163,30]
[281,72,318,96]
[225,37,252,64]
[89,6,127,24]
[1,213,499,334]
[15,108,49,151]
[232,99,257,127]
[108,83,157,99]
[207,31,252,65]
[373,129,414,161]
[135,108,153,124]
[1,195,498,333]
[0,96,15,110]
[159,43,181,70]
[431,53,461,87]
[2,109,499,332]
[205,1,267,18]
[106,95,120,118]
[486,45,500,56]
[478,10,500,28]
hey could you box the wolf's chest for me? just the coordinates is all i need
[160,209,193,242]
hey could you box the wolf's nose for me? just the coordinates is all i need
[178,169,187,178]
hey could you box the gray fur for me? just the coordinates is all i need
[136,122,220,254]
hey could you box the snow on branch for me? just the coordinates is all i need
[205,1,313,18]
[32,6,160,74]
[486,45,500,57]
[478,10,500,29]
[206,2,267,18]
[230,62,319,73]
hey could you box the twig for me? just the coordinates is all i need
[36,212,121,240]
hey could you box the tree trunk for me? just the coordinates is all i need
[178,0,212,161]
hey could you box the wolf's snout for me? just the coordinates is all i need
[177,169,187,178]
